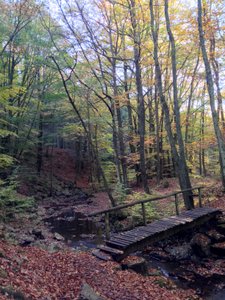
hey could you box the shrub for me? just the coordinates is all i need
[0,175,35,220]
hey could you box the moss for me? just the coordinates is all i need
[154,278,167,288]
[0,250,6,258]
[0,268,7,278]
[0,286,27,300]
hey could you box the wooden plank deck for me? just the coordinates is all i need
[94,207,221,261]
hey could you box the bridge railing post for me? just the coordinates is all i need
[198,187,202,207]
[105,212,110,240]
[174,194,179,215]
[141,203,147,226]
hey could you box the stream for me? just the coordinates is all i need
[48,212,103,249]
[143,255,225,299]
[49,212,225,299]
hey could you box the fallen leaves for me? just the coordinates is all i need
[0,241,201,300]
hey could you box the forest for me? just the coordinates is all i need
[1,0,225,299]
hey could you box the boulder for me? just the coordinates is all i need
[55,191,63,197]
[32,229,45,240]
[211,242,225,256]
[54,232,65,241]
[47,208,55,215]
[217,216,225,225]
[78,283,106,300]
[73,188,88,200]
[58,208,76,219]
[190,233,211,257]
[216,224,225,235]
[121,257,148,275]
[48,242,63,253]
[63,189,72,197]
[0,225,5,239]
[166,243,192,260]
[19,235,35,246]
[206,230,225,243]
[0,267,7,278]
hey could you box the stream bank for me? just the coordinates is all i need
[47,209,225,299]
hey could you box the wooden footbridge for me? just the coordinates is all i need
[88,186,222,261]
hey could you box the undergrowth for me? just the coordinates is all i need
[129,192,159,223]
[0,173,35,221]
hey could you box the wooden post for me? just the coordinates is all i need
[198,187,202,207]
[174,194,179,215]
[141,203,147,226]
[105,212,110,240]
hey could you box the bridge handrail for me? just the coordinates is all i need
[88,185,205,239]
[88,186,205,217]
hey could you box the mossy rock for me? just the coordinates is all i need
[0,268,7,278]
[0,286,27,299]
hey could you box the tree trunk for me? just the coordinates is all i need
[129,0,150,194]
[37,111,43,175]
[210,35,225,131]
[185,54,200,152]
[51,56,116,207]
[198,0,225,189]
[150,0,194,209]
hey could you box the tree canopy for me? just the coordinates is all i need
[0,0,225,209]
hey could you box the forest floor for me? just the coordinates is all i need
[1,149,225,299]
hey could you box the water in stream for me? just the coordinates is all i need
[49,213,225,299]
[143,254,225,299]
[49,212,103,249]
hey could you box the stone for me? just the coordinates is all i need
[0,267,7,278]
[161,180,169,188]
[59,208,75,219]
[78,283,106,300]
[190,233,211,257]
[211,242,225,256]
[0,228,5,239]
[47,208,55,215]
[206,230,225,243]
[0,225,5,231]
[0,286,27,300]
[63,189,72,197]
[48,242,62,253]
[217,216,225,225]
[0,250,6,258]
[167,244,192,260]
[55,191,63,197]
[35,193,44,201]
[54,232,65,241]
[66,216,75,222]
[121,257,148,275]
[216,224,225,235]
[80,234,91,239]
[19,235,35,246]
[32,229,45,240]
[32,241,47,250]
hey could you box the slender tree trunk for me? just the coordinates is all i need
[210,36,225,131]
[150,0,194,209]
[111,57,128,188]
[123,42,135,154]
[112,112,123,184]
[37,111,43,175]
[129,0,150,194]
[155,86,161,183]
[109,22,128,187]
[185,54,200,152]
[198,0,225,189]
[51,56,116,206]
[37,70,43,175]
[164,0,193,207]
